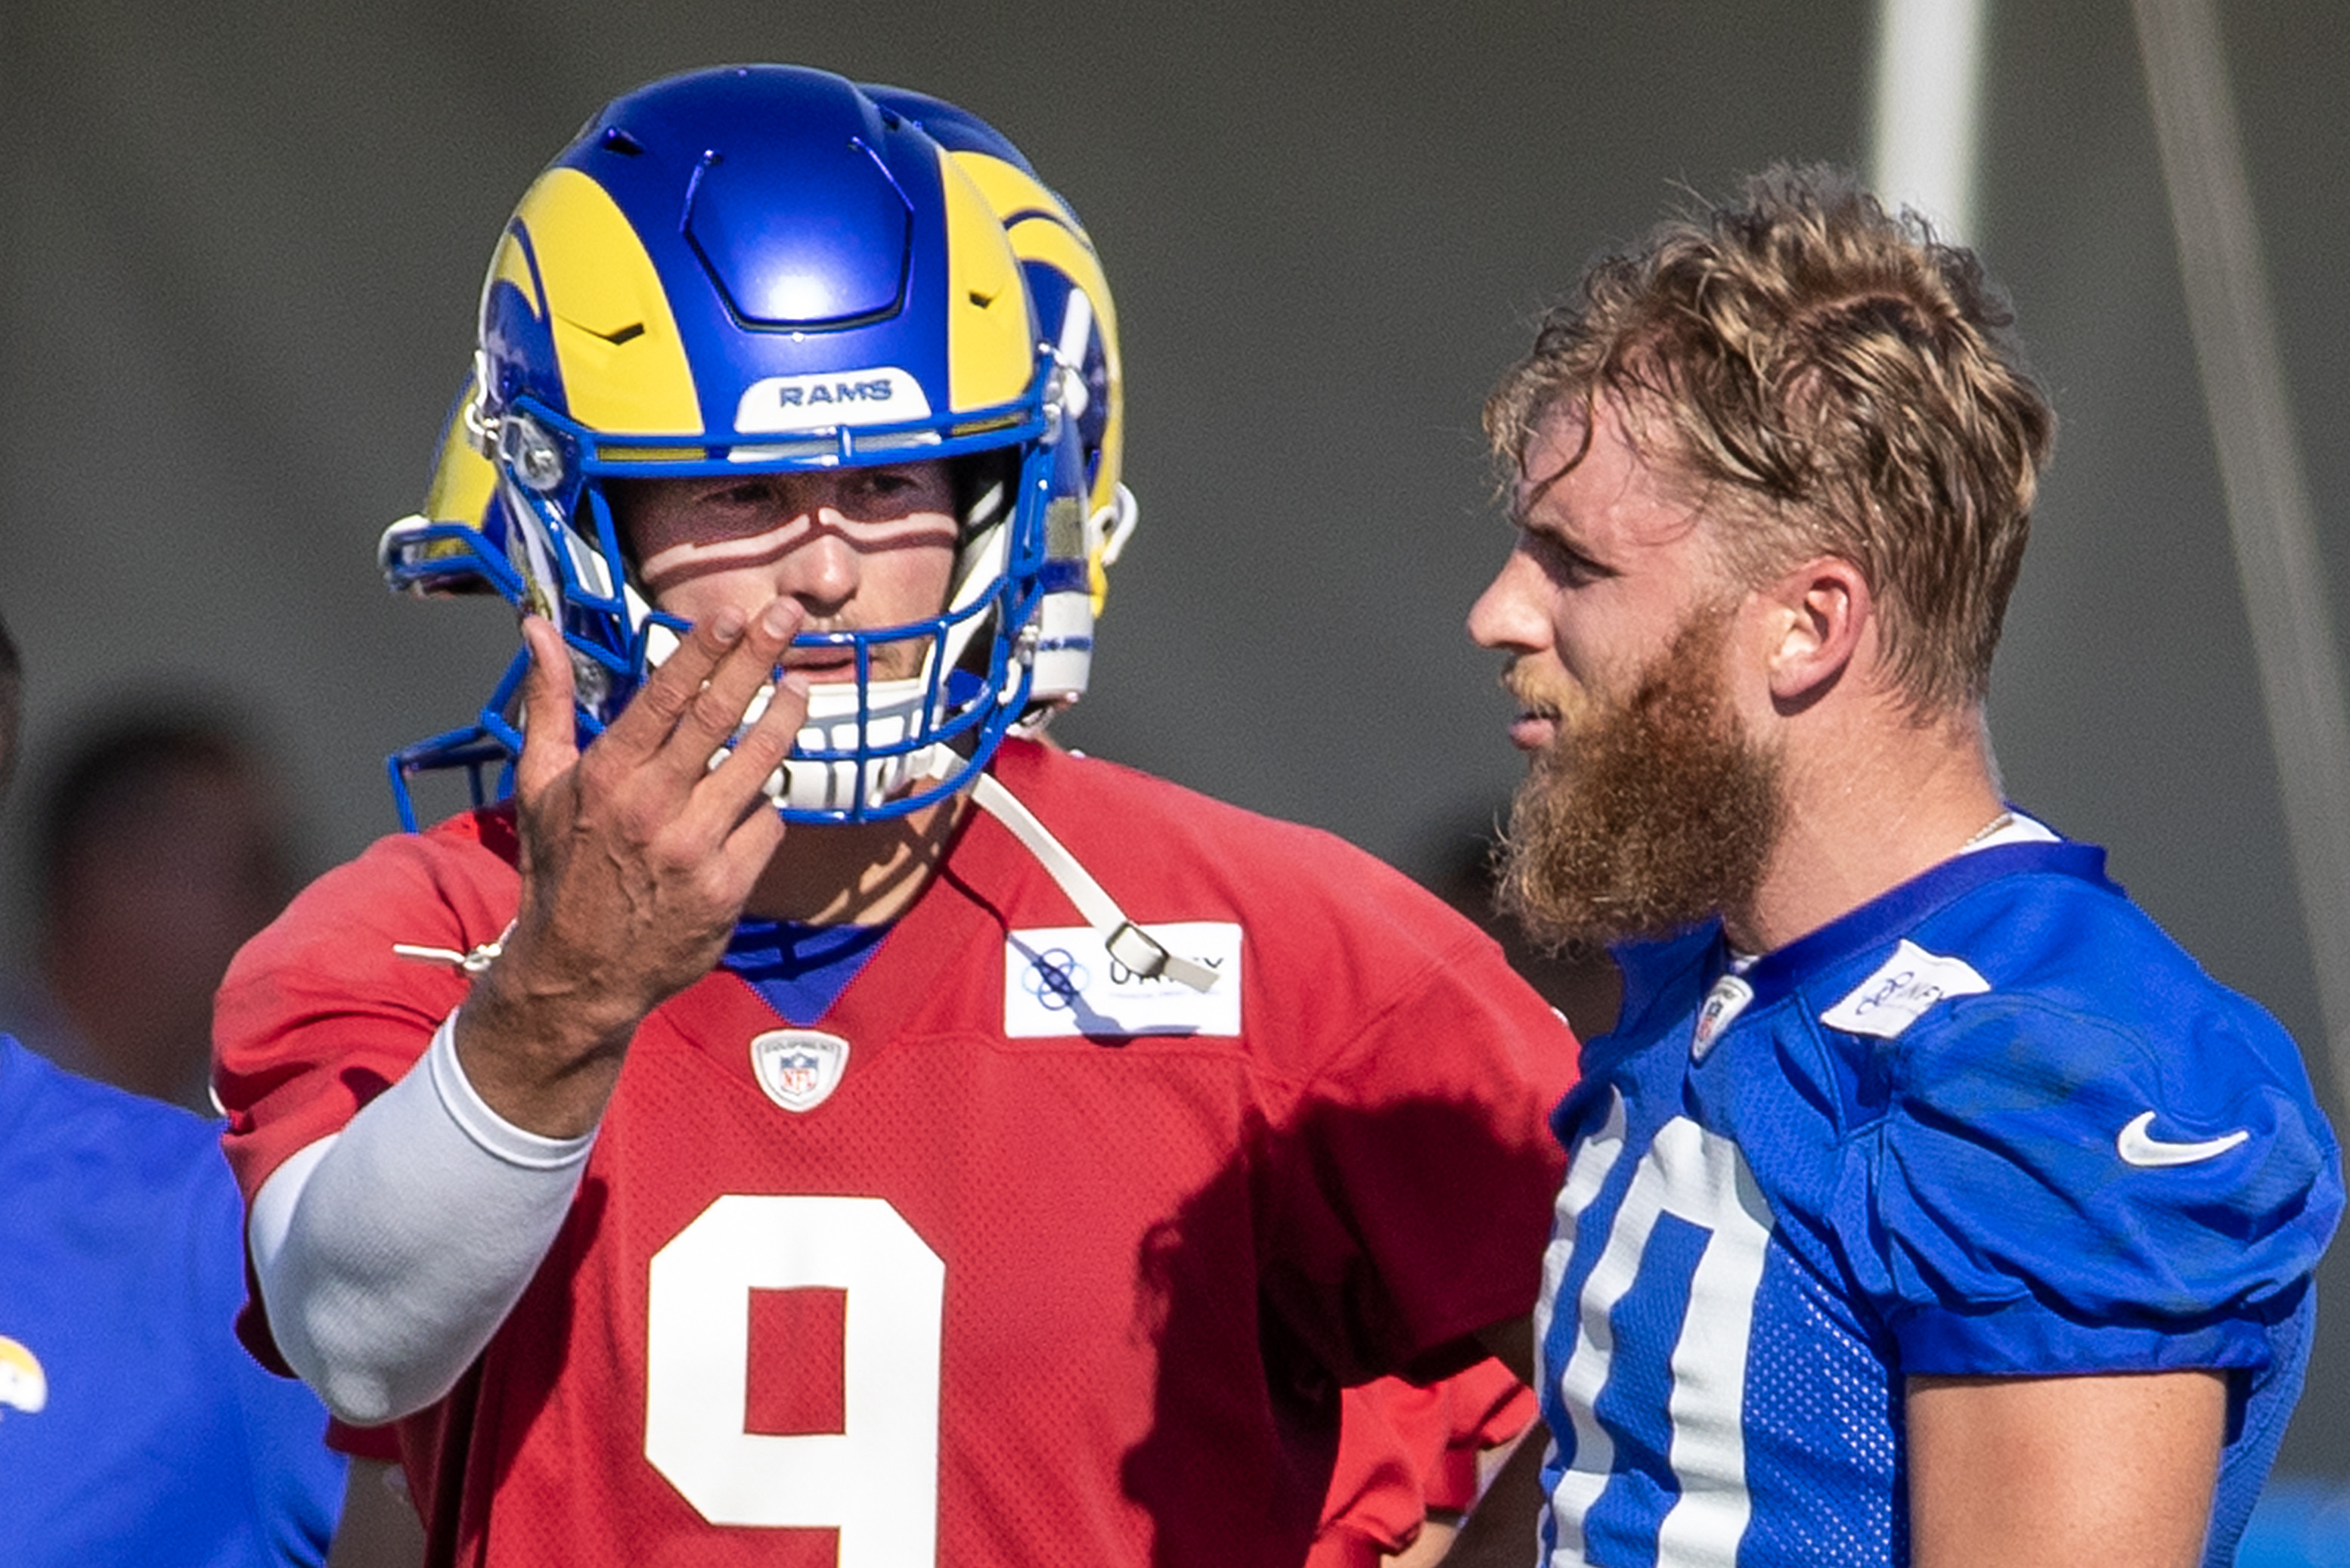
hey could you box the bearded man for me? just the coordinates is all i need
[1465,166,2339,1567]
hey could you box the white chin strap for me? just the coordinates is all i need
[641,622,949,816]
[963,767,1218,993]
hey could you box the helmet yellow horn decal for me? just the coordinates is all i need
[936,150,1037,417]
[491,168,702,436]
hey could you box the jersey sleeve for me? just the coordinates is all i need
[1316,1378,1429,1559]
[1257,919,1576,1384]
[1419,1358,1538,1516]
[1865,993,2342,1376]
[215,812,521,1202]
[1315,1362,1536,1563]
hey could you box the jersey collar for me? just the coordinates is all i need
[1728,835,2114,1014]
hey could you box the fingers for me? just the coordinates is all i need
[715,675,805,863]
[684,600,806,770]
[603,597,805,776]
[514,617,581,801]
[602,603,748,752]
[709,668,812,810]
[657,627,805,902]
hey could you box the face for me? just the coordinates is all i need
[1469,399,1719,736]
[612,460,961,683]
[1468,399,1784,947]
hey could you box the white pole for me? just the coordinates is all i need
[1868,0,1990,241]
[2133,0,2350,1105]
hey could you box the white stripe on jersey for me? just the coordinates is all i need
[1545,1099,1776,1568]
[1654,1120,1773,1565]
[1542,1092,1630,1562]
[1535,1092,1629,1381]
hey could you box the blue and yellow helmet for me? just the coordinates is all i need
[381,65,1122,826]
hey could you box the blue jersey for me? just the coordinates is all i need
[0,1036,344,1566]
[1533,835,2341,1567]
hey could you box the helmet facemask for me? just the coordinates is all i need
[487,383,1061,824]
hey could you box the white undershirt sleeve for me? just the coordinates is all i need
[247,1010,596,1426]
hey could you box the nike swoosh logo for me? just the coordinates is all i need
[2116,1111,2250,1168]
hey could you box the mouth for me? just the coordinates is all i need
[783,647,857,677]
[1505,711,1558,753]
[778,639,938,688]
[1501,672,1563,752]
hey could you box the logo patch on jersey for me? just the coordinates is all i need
[1820,940,1990,1040]
[0,1335,47,1416]
[2116,1111,2251,1168]
[750,1029,851,1113]
[1004,923,1242,1038]
[1691,974,1755,1060]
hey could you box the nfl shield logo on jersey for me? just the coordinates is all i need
[750,1029,851,1114]
[1690,974,1755,1061]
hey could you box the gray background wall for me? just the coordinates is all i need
[5,0,2345,1477]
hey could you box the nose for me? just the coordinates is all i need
[770,514,863,616]
[1468,547,1549,654]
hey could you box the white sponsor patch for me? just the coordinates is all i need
[1820,939,1990,1039]
[1004,922,1242,1038]
[750,1028,851,1113]
[734,367,932,434]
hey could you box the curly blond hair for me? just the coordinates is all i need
[1486,165,2056,711]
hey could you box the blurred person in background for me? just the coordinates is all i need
[0,703,299,1112]
[0,614,346,1565]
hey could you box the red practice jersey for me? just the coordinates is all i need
[218,740,1573,1568]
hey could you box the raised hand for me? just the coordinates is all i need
[454,599,812,1136]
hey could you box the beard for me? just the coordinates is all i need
[1496,608,1784,951]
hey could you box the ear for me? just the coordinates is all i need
[1759,556,1872,708]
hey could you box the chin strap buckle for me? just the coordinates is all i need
[1104,922,1220,993]
[969,771,1219,994]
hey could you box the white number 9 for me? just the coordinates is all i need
[645,1195,946,1564]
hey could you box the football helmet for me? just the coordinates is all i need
[380,65,1114,826]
